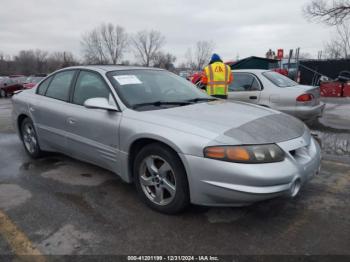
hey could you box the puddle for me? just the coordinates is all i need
[41,164,113,186]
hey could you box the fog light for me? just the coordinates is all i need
[290,179,301,198]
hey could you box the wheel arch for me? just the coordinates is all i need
[127,137,186,183]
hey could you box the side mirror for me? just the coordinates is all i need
[84,97,118,111]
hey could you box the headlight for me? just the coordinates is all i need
[204,144,285,164]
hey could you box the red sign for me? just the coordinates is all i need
[277,49,284,59]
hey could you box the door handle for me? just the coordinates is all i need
[249,96,258,100]
[67,118,76,125]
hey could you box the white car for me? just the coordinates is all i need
[228,70,325,121]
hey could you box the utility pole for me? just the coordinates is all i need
[295,47,300,82]
[287,49,293,71]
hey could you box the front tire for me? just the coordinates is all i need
[20,118,43,158]
[133,143,190,214]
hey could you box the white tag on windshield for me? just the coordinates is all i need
[113,75,142,85]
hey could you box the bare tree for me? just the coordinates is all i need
[100,23,128,64]
[14,50,36,75]
[304,0,350,25]
[184,48,195,69]
[324,23,350,58]
[335,22,350,56]
[34,49,48,73]
[81,23,128,64]
[325,41,343,58]
[186,41,214,70]
[47,51,78,72]
[131,30,165,66]
[81,29,106,64]
[153,52,176,70]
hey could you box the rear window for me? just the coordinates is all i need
[263,71,297,87]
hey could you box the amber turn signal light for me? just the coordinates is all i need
[204,144,285,164]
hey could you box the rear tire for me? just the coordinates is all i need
[133,143,190,214]
[20,118,44,158]
[0,89,6,98]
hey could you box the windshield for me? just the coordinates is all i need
[107,69,212,110]
[262,71,298,87]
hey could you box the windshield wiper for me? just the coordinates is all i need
[131,100,192,109]
[185,98,218,103]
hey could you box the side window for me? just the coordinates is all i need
[45,71,76,101]
[251,78,261,91]
[229,74,254,92]
[37,76,52,95]
[73,71,111,106]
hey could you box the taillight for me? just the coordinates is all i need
[296,94,313,102]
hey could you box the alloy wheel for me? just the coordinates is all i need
[22,123,38,154]
[139,155,176,206]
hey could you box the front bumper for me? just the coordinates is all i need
[180,133,321,206]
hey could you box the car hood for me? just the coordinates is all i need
[127,100,306,145]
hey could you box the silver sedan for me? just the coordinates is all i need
[228,70,325,121]
[12,66,321,214]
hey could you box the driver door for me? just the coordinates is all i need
[64,70,122,173]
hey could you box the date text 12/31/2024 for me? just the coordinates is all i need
[127,256,219,261]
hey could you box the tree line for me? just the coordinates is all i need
[0,50,78,76]
[0,23,214,76]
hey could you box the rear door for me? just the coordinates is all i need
[33,70,77,152]
[64,70,122,173]
[227,72,262,104]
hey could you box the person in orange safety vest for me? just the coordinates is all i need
[201,53,233,99]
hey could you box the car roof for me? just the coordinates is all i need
[63,65,164,73]
[231,69,270,74]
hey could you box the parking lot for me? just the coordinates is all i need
[0,97,350,256]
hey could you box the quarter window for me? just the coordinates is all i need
[37,76,52,95]
[229,74,261,92]
[73,71,111,106]
[251,78,261,91]
[45,71,76,101]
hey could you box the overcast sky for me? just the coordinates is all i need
[0,0,332,64]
